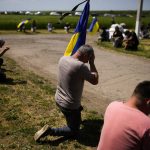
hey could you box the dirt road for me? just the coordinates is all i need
[2,34,150,114]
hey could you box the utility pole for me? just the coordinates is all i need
[135,0,143,37]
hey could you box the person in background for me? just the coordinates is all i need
[98,26,109,42]
[34,44,99,142]
[97,80,150,150]
[123,30,139,50]
[64,22,71,33]
[18,23,25,32]
[31,20,37,32]
[112,26,123,48]
[47,22,53,32]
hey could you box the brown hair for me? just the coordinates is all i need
[78,44,94,57]
[133,81,150,101]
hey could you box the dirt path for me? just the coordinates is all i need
[2,34,150,114]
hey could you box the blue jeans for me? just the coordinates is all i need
[51,103,83,137]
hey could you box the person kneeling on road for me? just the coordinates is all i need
[34,44,99,142]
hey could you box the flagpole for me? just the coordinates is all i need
[135,0,143,38]
[64,0,90,56]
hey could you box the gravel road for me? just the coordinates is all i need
[2,33,150,114]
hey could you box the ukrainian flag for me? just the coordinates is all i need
[17,19,30,29]
[88,17,99,33]
[64,1,90,56]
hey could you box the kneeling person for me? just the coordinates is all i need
[34,45,99,142]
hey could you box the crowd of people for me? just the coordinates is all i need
[17,19,72,33]
[98,23,140,51]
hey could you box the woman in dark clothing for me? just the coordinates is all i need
[112,26,123,48]
[124,31,139,50]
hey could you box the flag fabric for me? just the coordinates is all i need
[60,0,87,21]
[17,19,30,29]
[88,17,99,33]
[64,1,90,56]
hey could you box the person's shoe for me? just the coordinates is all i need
[34,125,51,142]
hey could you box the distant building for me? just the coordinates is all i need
[25,11,32,15]
[75,12,82,16]
[104,13,116,17]
[50,12,60,16]
[34,11,41,15]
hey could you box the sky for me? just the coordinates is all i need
[0,0,150,11]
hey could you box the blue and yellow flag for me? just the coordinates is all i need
[17,18,31,29]
[64,1,90,56]
[88,17,99,33]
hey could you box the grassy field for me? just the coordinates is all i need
[0,57,103,150]
[0,12,150,30]
[0,15,82,30]
[97,38,150,58]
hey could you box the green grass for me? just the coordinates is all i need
[0,12,149,30]
[97,39,150,58]
[0,29,74,35]
[0,57,103,150]
[0,15,81,30]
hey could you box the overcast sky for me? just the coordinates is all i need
[0,0,150,11]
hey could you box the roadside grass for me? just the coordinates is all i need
[0,13,150,30]
[0,57,103,150]
[0,29,75,35]
[97,39,150,58]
